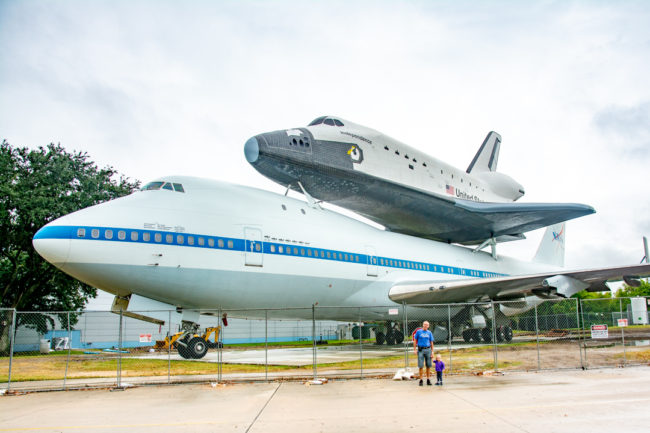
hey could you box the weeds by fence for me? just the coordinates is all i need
[1,297,649,392]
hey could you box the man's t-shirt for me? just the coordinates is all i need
[414,328,434,348]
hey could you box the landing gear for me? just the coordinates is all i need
[163,322,222,360]
[462,328,481,343]
[188,337,208,359]
[375,322,405,345]
[462,326,513,344]
[501,325,513,342]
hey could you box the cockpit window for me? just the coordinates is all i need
[308,116,326,126]
[141,181,164,191]
[308,116,344,127]
[141,181,185,193]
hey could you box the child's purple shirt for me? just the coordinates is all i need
[434,360,445,372]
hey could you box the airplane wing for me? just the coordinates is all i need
[388,263,650,304]
[299,172,594,245]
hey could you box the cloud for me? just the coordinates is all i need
[594,102,650,157]
[1,0,650,269]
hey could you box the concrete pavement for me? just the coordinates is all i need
[1,367,649,432]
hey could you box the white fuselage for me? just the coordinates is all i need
[33,176,553,321]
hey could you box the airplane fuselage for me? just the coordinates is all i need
[34,176,556,321]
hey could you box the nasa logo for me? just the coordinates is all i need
[347,145,363,163]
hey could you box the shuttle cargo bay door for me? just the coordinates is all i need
[244,227,263,267]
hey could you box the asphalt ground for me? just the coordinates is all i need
[1,367,649,433]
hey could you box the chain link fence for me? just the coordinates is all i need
[1,297,648,392]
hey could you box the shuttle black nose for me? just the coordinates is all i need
[244,136,259,163]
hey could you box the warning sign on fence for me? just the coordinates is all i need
[617,318,628,327]
[139,333,152,343]
[591,324,608,339]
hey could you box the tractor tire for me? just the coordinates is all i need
[375,331,386,345]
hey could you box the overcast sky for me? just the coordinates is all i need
[1,0,649,270]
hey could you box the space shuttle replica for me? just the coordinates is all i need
[245,116,594,246]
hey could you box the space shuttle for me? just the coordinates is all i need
[245,116,595,245]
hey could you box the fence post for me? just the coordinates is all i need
[265,309,268,382]
[580,299,588,368]
[491,301,498,371]
[7,309,17,391]
[447,304,452,374]
[402,302,408,369]
[312,304,317,381]
[117,309,123,388]
[534,303,540,371]
[167,310,171,384]
[575,298,583,369]
[620,298,626,367]
[218,308,222,383]
[359,308,363,380]
[63,311,71,389]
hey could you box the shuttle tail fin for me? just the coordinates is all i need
[533,223,566,267]
[466,131,501,173]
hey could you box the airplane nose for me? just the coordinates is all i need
[32,225,72,267]
[244,136,259,163]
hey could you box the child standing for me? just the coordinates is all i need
[434,354,445,386]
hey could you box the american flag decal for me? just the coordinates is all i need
[446,184,455,195]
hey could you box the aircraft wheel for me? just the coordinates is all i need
[496,326,505,343]
[503,326,513,342]
[375,331,385,345]
[385,332,396,345]
[462,329,472,343]
[481,327,492,343]
[176,343,191,359]
[188,337,208,359]
[470,329,481,343]
[393,330,404,345]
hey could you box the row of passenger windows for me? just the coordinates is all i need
[75,227,498,276]
[141,181,185,192]
[76,228,234,248]
[268,244,360,262]
[378,257,428,271]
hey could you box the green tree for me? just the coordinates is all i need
[615,281,650,298]
[0,141,139,347]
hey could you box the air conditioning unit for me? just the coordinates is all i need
[629,297,649,325]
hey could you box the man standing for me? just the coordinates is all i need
[413,321,434,386]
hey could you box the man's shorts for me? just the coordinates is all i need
[417,347,432,368]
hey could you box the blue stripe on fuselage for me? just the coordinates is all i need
[35,225,507,279]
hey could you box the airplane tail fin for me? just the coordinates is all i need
[533,223,566,267]
[466,131,501,173]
